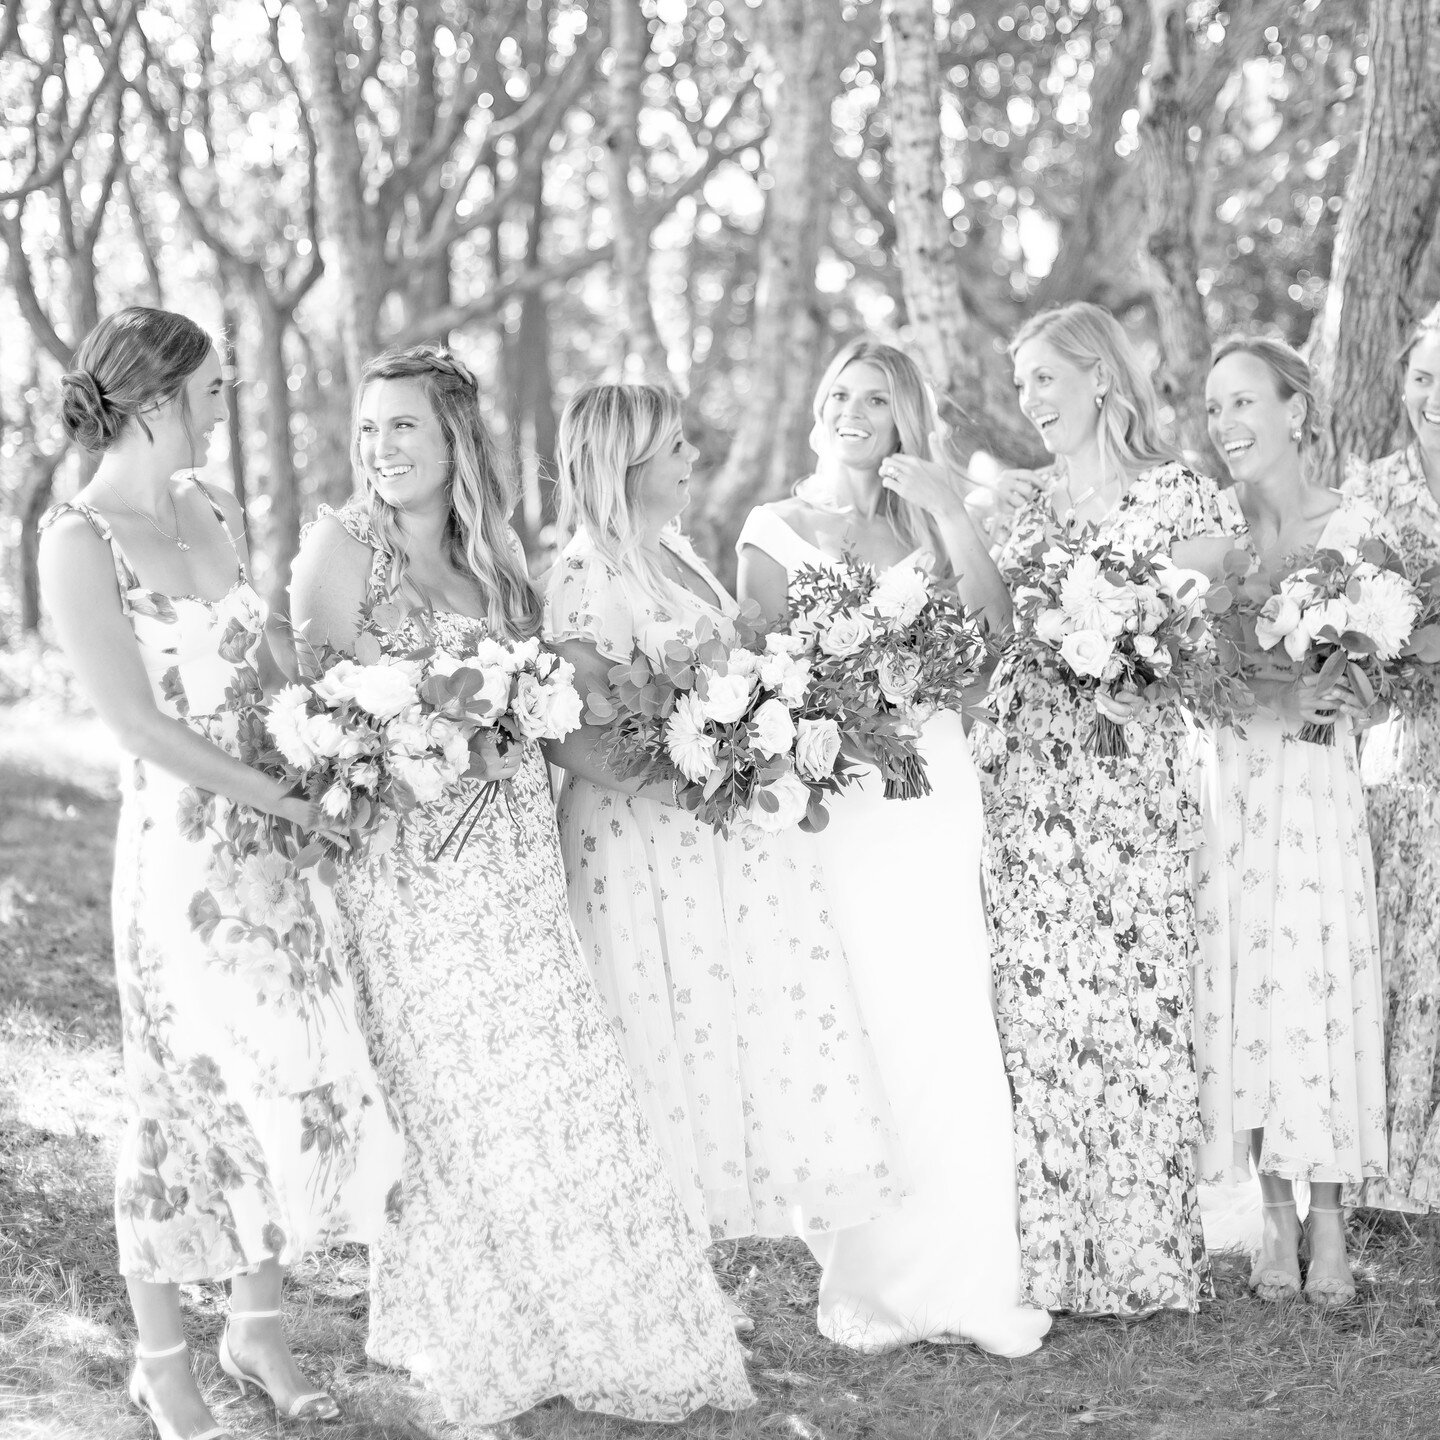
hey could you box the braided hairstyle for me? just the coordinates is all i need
[59,307,213,454]
[352,344,542,641]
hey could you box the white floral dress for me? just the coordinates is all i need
[40,491,403,1284]
[1342,447,1440,1208]
[544,525,907,1241]
[319,503,752,1427]
[1192,496,1388,1187]
[976,462,1239,1316]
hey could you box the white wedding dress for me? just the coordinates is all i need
[736,506,1050,1357]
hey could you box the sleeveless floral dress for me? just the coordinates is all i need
[318,502,752,1427]
[1343,447,1440,1209]
[975,461,1241,1316]
[39,487,402,1284]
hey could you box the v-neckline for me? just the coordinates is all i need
[659,533,729,612]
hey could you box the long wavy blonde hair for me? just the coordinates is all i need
[556,383,684,610]
[808,339,948,561]
[1008,302,1179,479]
[352,345,541,640]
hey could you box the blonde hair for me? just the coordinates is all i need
[556,383,684,609]
[1008,302,1178,477]
[352,345,541,640]
[1399,302,1440,369]
[810,339,946,559]
[1209,334,1322,450]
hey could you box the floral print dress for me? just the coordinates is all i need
[544,525,907,1241]
[320,503,752,1427]
[39,491,402,1284]
[1342,447,1440,1208]
[1192,495,1388,1188]
[976,462,1239,1316]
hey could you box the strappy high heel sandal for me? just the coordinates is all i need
[1302,1204,1357,1309]
[1250,1199,1302,1302]
[217,1307,341,1423]
[127,1339,232,1440]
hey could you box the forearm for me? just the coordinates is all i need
[936,508,1013,634]
[541,726,676,805]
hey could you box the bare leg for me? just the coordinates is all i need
[222,1258,339,1420]
[1249,1130,1301,1302]
[1303,1181,1356,1307]
[126,1277,228,1440]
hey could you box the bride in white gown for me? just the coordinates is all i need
[736,338,1050,1358]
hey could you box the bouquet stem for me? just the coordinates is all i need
[429,779,516,861]
[1088,714,1133,758]
[882,752,932,801]
[1297,719,1337,746]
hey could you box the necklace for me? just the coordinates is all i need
[102,479,190,551]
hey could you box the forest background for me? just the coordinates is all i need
[2,0,1439,650]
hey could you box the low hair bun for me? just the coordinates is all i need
[60,368,124,451]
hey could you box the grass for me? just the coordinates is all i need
[2,694,1439,1440]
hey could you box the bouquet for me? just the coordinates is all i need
[267,602,582,862]
[1213,537,1439,744]
[583,608,859,837]
[1009,530,1249,756]
[784,556,994,797]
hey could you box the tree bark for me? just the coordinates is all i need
[293,0,385,383]
[702,0,841,572]
[249,292,302,613]
[1311,0,1440,471]
[605,0,668,377]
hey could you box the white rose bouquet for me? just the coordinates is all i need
[1211,535,1439,745]
[260,599,581,864]
[581,608,860,838]
[783,555,993,798]
[1009,529,1250,757]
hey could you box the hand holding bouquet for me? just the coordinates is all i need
[583,608,858,837]
[1009,530,1249,756]
[1212,536,1436,744]
[784,555,993,798]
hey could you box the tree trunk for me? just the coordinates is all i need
[250,292,301,612]
[702,0,840,575]
[221,293,249,513]
[1311,0,1440,471]
[293,0,384,383]
[18,452,65,635]
[605,0,668,377]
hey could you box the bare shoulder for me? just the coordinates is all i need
[37,504,109,572]
[295,511,372,575]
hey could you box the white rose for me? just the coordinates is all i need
[763,631,807,657]
[749,697,797,758]
[466,636,518,671]
[758,648,811,707]
[1033,608,1070,646]
[301,711,346,759]
[429,649,464,678]
[473,665,513,723]
[746,772,812,834]
[391,754,449,805]
[1153,561,1210,610]
[349,660,422,720]
[1254,593,1304,650]
[320,783,352,819]
[869,564,930,627]
[1306,598,1350,643]
[267,685,323,767]
[541,677,583,739]
[312,660,362,705]
[727,649,763,679]
[697,667,756,724]
[508,637,542,671]
[664,691,718,782]
[511,672,551,739]
[794,717,841,781]
[819,610,874,657]
[1058,629,1115,680]
[431,718,471,780]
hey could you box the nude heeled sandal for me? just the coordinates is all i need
[217,1307,341,1422]
[128,1339,232,1440]
[1302,1204,1358,1309]
[1250,1199,1302,1302]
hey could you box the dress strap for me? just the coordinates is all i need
[189,475,251,583]
[39,500,142,606]
[318,498,391,605]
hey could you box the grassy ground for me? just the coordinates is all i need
[3,696,1439,1440]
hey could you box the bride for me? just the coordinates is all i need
[735,337,1050,1357]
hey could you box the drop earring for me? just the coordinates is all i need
[1095,392,1107,410]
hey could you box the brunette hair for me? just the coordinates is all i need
[810,338,946,558]
[1208,334,1322,449]
[353,345,542,640]
[556,383,683,608]
[59,307,213,454]
[1398,302,1440,369]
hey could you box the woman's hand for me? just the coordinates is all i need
[467,732,524,784]
[1292,672,1371,730]
[987,466,1050,520]
[878,449,966,521]
[1094,687,1149,725]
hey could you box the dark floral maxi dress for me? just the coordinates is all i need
[973,462,1242,1316]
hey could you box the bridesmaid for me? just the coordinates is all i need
[39,308,401,1440]
[543,383,908,1319]
[290,346,751,1427]
[977,301,1241,1317]
[736,339,1051,1358]
[1192,335,1388,1305]
[1341,304,1440,1213]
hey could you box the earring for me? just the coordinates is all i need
[1094,392,1106,410]
[1290,426,1303,443]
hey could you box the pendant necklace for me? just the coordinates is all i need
[102,479,190,551]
